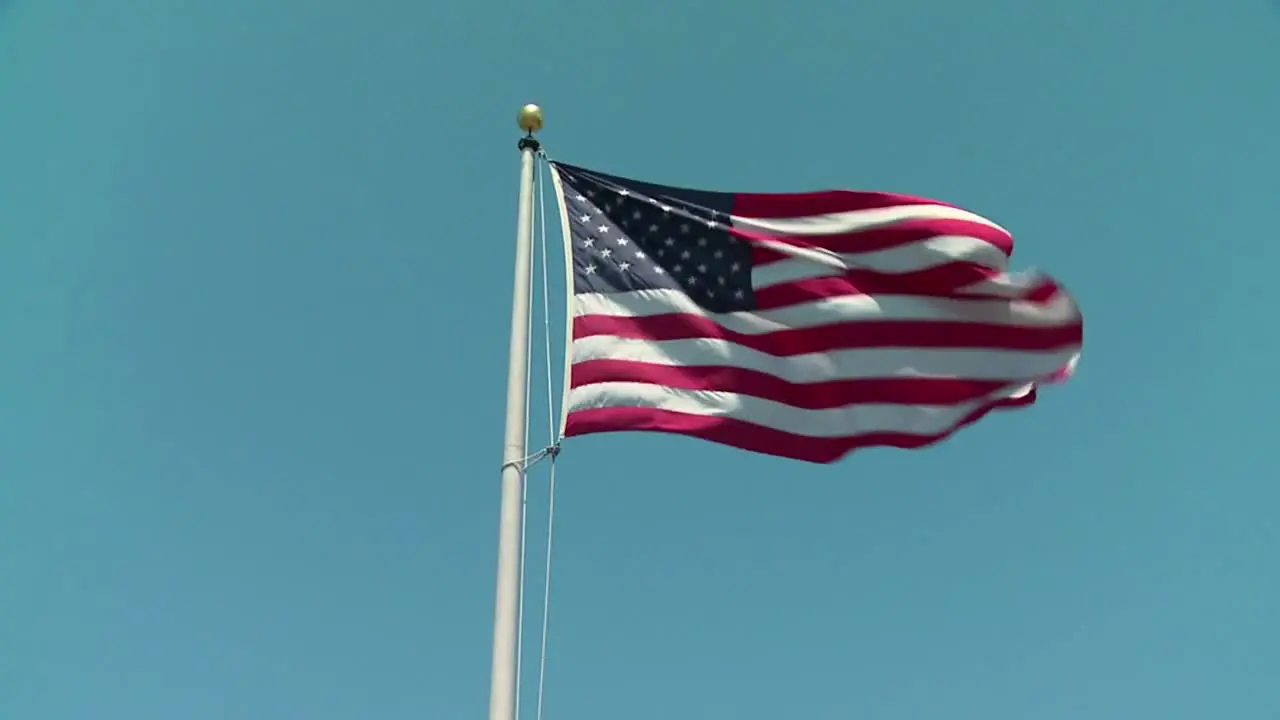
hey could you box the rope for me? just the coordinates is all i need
[533,154,560,720]
[508,152,563,720]
[533,454,558,720]
[537,156,556,440]
[512,163,542,720]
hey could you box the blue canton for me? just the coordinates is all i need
[555,164,756,314]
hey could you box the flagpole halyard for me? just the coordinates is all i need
[489,103,544,720]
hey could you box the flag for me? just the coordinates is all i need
[547,161,1083,464]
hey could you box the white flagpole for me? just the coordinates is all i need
[488,103,544,720]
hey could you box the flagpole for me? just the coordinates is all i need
[489,103,543,720]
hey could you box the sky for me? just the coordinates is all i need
[2,1,1279,719]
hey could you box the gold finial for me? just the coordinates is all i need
[517,104,544,134]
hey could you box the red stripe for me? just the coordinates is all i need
[573,314,1084,355]
[746,218,1014,265]
[1023,282,1061,303]
[753,272,1063,309]
[571,360,1037,409]
[563,392,1036,465]
[731,190,964,219]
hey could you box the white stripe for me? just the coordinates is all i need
[957,270,1061,299]
[571,335,1080,383]
[566,382,1032,438]
[751,238,848,273]
[573,290,1081,333]
[752,234,1011,288]
[730,204,1008,237]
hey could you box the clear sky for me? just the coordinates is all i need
[4,1,1278,719]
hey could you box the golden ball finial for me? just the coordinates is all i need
[517,104,544,134]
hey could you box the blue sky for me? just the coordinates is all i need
[3,1,1278,719]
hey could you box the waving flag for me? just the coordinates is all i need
[548,161,1083,463]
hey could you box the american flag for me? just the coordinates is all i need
[549,161,1083,464]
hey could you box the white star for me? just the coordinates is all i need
[616,237,629,246]
[648,224,659,232]
[697,264,708,273]
[697,237,707,246]
[575,194,587,202]
[707,220,719,229]
[680,250,691,260]
[660,205,672,213]
[673,264,683,273]
[600,248,612,258]
[653,266,665,275]
[734,289,745,299]
[680,223,690,233]
[618,261,631,271]
[713,250,723,259]
[619,189,630,196]
[578,214,590,223]
[584,263,597,274]
[687,276,698,285]
[634,251,647,260]
[664,238,676,247]
[633,210,642,220]
[717,276,726,285]
[597,225,609,233]
[730,262,741,272]
[582,237,595,247]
